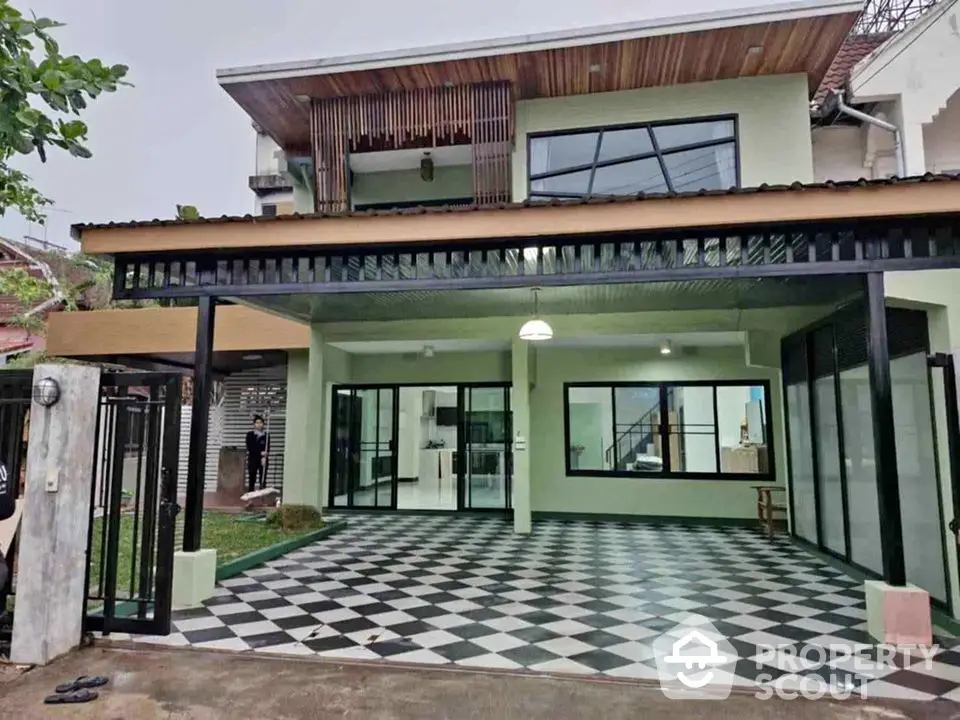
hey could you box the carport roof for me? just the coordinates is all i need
[74,174,960,233]
[72,174,960,256]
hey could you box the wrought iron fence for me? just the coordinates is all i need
[84,372,180,636]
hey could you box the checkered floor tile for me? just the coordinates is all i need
[114,514,959,701]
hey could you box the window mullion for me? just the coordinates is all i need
[647,125,674,194]
[586,131,603,198]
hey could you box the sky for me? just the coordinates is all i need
[0,0,810,248]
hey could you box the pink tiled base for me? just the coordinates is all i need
[865,580,932,646]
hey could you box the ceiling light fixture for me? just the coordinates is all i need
[746,45,763,55]
[519,288,553,342]
[588,63,603,73]
[660,340,673,356]
[420,151,435,182]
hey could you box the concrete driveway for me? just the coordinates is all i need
[0,646,957,719]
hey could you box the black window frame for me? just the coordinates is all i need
[526,114,740,200]
[563,379,774,481]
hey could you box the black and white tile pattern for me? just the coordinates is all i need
[117,514,960,701]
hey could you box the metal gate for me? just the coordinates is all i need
[0,370,32,653]
[83,372,181,636]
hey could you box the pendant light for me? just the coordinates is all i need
[519,287,553,341]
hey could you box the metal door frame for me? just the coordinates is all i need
[457,383,512,512]
[327,385,399,510]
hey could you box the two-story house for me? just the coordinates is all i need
[47,0,960,640]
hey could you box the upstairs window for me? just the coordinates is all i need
[528,116,738,200]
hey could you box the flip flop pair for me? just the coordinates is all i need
[44,676,108,705]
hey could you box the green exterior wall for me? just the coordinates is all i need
[512,74,813,202]
[350,165,473,208]
[530,345,782,519]
[281,306,835,520]
[351,351,510,384]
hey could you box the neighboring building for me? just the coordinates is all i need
[0,238,88,364]
[812,0,960,180]
[47,0,960,627]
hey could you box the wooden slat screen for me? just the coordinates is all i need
[311,82,513,212]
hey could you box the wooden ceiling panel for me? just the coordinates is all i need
[223,13,858,147]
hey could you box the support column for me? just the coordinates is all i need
[866,273,905,585]
[304,328,325,508]
[11,364,100,665]
[174,297,218,607]
[182,296,216,551]
[511,338,532,534]
[864,272,931,644]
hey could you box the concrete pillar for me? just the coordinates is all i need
[11,364,100,666]
[511,338,532,534]
[305,328,326,509]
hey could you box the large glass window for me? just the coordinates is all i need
[838,365,882,574]
[528,117,737,200]
[891,353,948,604]
[786,381,818,544]
[565,381,772,478]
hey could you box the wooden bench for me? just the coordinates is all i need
[753,485,787,538]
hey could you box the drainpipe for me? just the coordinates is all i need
[831,89,906,178]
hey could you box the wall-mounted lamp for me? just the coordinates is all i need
[33,377,61,408]
[420,152,435,182]
[659,340,673,356]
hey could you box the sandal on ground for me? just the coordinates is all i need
[54,676,109,694]
[44,689,99,704]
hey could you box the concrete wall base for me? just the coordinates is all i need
[173,549,218,609]
[865,579,933,646]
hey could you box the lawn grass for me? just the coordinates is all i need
[88,511,320,599]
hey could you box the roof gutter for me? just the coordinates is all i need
[831,89,905,178]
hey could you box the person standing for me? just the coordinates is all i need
[245,415,269,492]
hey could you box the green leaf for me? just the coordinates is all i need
[0,2,129,220]
[61,119,86,139]
[41,69,62,89]
[11,133,33,154]
[67,142,91,159]
[15,108,37,127]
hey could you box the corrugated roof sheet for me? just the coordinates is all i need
[813,32,892,107]
[72,172,960,235]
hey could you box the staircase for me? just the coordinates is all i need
[604,404,659,470]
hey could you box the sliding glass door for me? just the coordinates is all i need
[459,385,512,510]
[329,386,398,509]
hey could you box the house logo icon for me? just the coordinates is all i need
[653,613,738,700]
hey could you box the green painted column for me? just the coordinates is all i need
[304,328,326,509]
[512,337,532,534]
[282,330,325,508]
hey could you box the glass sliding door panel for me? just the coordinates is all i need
[838,365,882,574]
[331,386,397,509]
[330,389,358,508]
[462,386,511,510]
[376,388,396,508]
[786,381,818,544]
[891,353,947,604]
[814,373,846,556]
